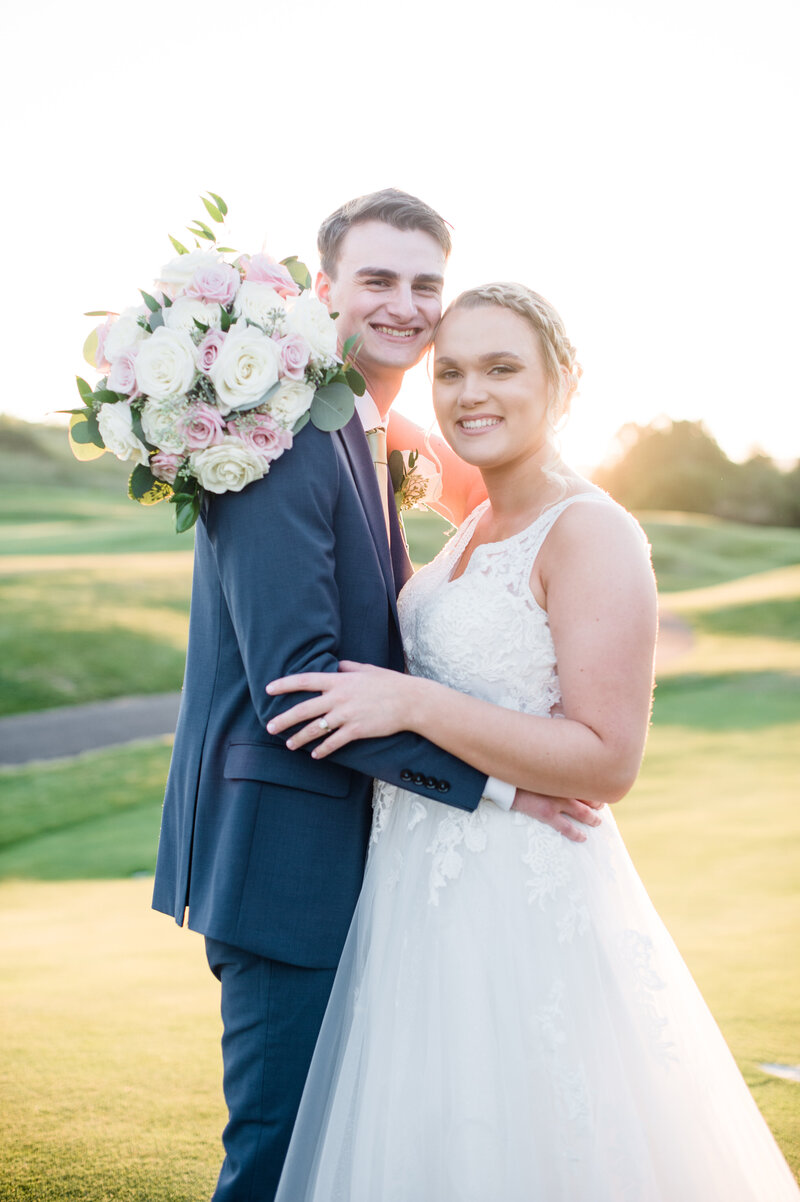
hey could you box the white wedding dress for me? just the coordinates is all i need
[276,495,799,1202]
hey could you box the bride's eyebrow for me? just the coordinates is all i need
[478,351,525,364]
[435,352,526,366]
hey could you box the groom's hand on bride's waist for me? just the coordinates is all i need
[511,790,604,843]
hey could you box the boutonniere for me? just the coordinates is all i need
[389,448,443,513]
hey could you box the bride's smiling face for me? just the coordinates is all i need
[433,304,555,471]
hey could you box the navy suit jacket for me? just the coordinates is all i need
[152,412,487,968]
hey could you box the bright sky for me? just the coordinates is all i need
[3,0,798,470]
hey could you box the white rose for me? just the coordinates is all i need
[135,326,196,401]
[267,379,315,428]
[104,308,148,362]
[233,281,286,331]
[284,292,338,365]
[190,438,267,493]
[96,401,149,465]
[164,296,222,335]
[209,324,281,415]
[158,249,221,298]
[141,396,191,454]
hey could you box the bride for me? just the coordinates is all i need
[267,283,799,1200]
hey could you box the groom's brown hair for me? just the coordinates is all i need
[317,188,452,277]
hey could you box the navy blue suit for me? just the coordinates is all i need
[153,412,487,1199]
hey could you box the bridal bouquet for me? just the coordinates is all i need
[69,194,363,531]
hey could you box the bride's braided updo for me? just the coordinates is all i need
[444,282,582,435]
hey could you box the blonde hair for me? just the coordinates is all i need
[442,282,582,495]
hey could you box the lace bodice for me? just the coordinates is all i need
[398,493,611,716]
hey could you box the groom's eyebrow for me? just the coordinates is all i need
[354,268,444,287]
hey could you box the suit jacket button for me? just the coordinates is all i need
[436,781,450,793]
[413,772,425,785]
[400,769,412,782]
[425,777,437,789]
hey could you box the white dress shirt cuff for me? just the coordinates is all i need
[483,776,516,811]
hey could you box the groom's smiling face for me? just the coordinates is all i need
[316,220,445,383]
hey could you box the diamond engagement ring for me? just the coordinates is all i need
[318,717,331,733]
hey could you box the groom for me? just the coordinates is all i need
[152,188,592,1200]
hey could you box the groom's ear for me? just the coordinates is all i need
[316,270,333,312]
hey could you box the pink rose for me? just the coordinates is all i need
[185,262,240,306]
[240,255,300,298]
[95,317,113,372]
[276,332,311,381]
[178,402,227,450]
[107,348,140,397]
[150,452,183,485]
[196,328,227,374]
[228,413,293,462]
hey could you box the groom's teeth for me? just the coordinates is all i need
[374,326,417,338]
[461,418,501,429]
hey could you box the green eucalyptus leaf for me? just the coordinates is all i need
[83,310,116,317]
[190,219,216,241]
[168,235,189,255]
[128,463,172,505]
[228,380,281,414]
[76,376,94,403]
[201,195,224,223]
[148,308,165,331]
[140,290,161,313]
[92,388,126,405]
[173,490,202,533]
[216,246,237,254]
[68,410,106,459]
[193,318,210,334]
[389,449,405,494]
[207,192,228,216]
[345,367,366,397]
[220,307,233,332]
[310,381,355,432]
[280,256,312,290]
[292,410,311,436]
[129,407,154,450]
[341,334,358,359]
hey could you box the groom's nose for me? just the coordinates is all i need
[385,283,417,321]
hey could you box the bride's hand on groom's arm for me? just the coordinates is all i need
[512,790,605,844]
[266,661,427,756]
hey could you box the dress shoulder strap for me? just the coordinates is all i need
[444,499,490,559]
[518,491,616,574]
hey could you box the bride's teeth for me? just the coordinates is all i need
[461,418,501,429]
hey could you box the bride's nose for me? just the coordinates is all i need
[458,374,489,406]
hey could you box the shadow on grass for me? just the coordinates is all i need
[690,597,800,642]
[653,671,800,730]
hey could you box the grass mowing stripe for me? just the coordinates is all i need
[0,740,173,850]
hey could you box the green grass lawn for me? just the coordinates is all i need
[1,430,798,1195]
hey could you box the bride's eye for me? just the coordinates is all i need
[437,369,461,381]
[489,364,516,375]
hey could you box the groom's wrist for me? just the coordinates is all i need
[483,777,516,811]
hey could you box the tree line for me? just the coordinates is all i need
[592,419,800,527]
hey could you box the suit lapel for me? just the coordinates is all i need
[335,414,402,630]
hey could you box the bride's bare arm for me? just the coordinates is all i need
[268,504,657,805]
[387,409,487,526]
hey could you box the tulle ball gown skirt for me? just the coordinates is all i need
[276,787,800,1201]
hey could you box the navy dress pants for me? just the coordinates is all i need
[205,937,337,1202]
